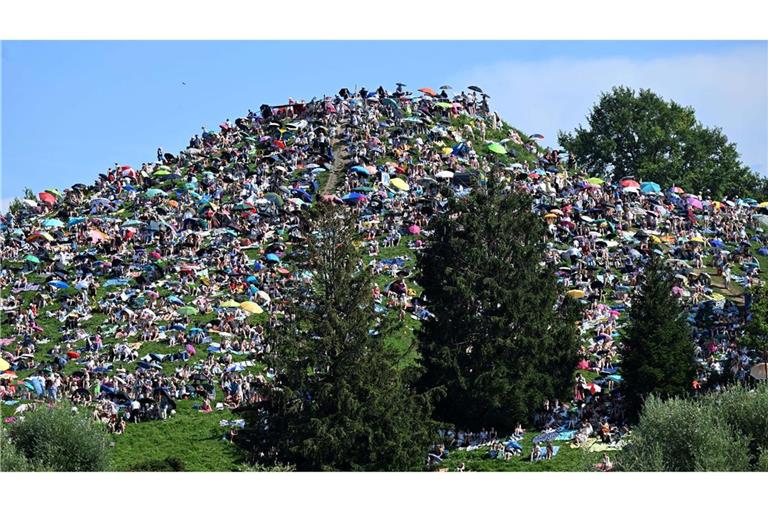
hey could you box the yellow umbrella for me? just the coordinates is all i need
[220,299,241,308]
[690,236,706,243]
[710,292,725,302]
[240,301,264,314]
[566,290,586,299]
[442,147,453,155]
[544,213,557,220]
[760,201,768,208]
[586,177,605,185]
[0,358,9,371]
[650,235,662,244]
[390,177,410,191]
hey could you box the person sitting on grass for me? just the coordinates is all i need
[594,453,613,472]
[530,442,542,462]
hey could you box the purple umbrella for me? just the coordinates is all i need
[186,344,196,356]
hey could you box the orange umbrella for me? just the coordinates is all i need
[167,199,179,208]
[418,87,437,97]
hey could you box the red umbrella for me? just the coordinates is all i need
[418,87,437,97]
[276,267,291,275]
[67,351,80,359]
[149,251,162,260]
[620,179,640,188]
[38,191,56,205]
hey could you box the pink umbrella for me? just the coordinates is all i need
[672,286,684,296]
[577,360,590,370]
[686,196,703,210]
[149,251,162,260]
[408,225,421,235]
[186,344,196,356]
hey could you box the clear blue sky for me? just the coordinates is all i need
[2,41,766,208]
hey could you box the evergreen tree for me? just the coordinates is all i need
[416,179,580,431]
[239,203,438,471]
[621,256,697,420]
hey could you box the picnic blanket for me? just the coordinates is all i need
[533,445,560,461]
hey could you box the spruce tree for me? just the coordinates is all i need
[416,178,580,431]
[621,256,697,420]
[240,203,438,471]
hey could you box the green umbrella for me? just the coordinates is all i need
[25,255,40,264]
[487,142,508,155]
[435,102,452,109]
[177,306,197,316]
[153,169,171,176]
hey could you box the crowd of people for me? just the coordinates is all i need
[2,83,767,469]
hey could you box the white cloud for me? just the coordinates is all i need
[452,46,768,174]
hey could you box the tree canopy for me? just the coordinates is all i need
[416,179,581,431]
[559,86,764,199]
[239,204,438,471]
[620,256,697,420]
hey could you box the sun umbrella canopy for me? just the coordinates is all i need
[146,188,167,198]
[390,177,410,191]
[239,301,264,314]
[24,255,41,264]
[49,280,69,289]
[38,191,57,204]
[620,179,640,188]
[68,217,87,227]
[408,225,421,235]
[42,218,64,228]
[0,358,10,372]
[487,142,508,155]
[686,196,703,210]
[641,181,661,193]
[586,177,605,186]
[566,289,586,299]
[265,253,281,263]
[418,87,437,97]
[177,306,197,316]
[435,170,454,179]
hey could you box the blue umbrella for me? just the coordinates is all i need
[168,295,185,305]
[640,181,661,194]
[49,280,69,289]
[341,192,368,203]
[42,219,64,228]
[254,261,264,271]
[265,253,281,263]
[68,217,87,227]
[710,239,725,248]
[291,189,313,202]
[350,165,370,176]
[606,374,624,383]
[759,247,768,256]
[246,275,259,283]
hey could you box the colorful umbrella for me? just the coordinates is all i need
[42,218,64,228]
[487,142,508,155]
[390,177,410,191]
[177,306,198,316]
[240,301,264,314]
[418,87,437,97]
[38,191,56,204]
[640,181,661,194]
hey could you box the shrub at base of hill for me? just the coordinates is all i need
[0,428,35,471]
[618,385,768,472]
[4,405,112,472]
[128,457,187,472]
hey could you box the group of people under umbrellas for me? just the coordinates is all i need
[1,82,767,463]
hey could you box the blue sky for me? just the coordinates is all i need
[2,41,766,209]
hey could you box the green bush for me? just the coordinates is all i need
[618,386,768,471]
[0,428,35,471]
[6,405,112,471]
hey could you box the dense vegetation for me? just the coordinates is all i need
[416,178,581,431]
[559,86,766,199]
